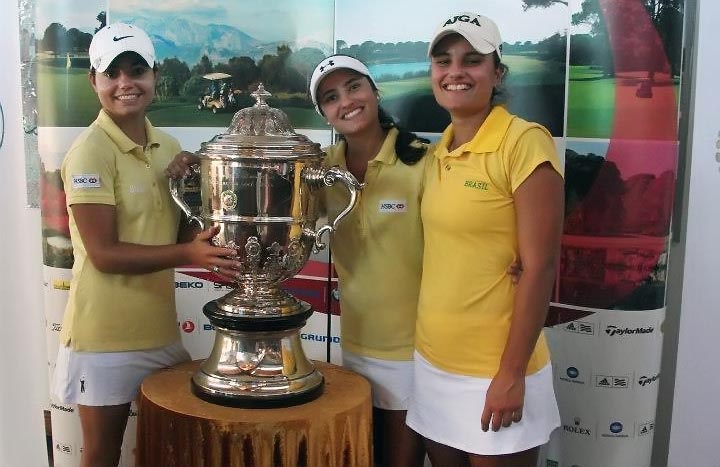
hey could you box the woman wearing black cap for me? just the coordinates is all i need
[406,12,564,467]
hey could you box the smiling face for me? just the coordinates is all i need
[316,68,380,137]
[430,33,503,121]
[89,51,156,125]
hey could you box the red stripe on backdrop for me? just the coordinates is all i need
[551,0,679,318]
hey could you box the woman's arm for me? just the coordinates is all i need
[481,162,564,432]
[72,203,239,278]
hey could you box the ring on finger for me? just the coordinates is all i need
[211,265,220,273]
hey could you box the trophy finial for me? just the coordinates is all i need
[251,83,272,107]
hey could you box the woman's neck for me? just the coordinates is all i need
[448,106,493,152]
[344,124,387,181]
[110,113,148,147]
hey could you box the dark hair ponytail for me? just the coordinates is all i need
[377,107,428,166]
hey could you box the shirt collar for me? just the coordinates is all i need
[95,109,161,156]
[373,127,400,165]
[336,127,400,165]
[435,106,515,159]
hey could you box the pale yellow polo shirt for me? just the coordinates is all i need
[60,110,182,352]
[416,106,563,377]
[325,128,431,360]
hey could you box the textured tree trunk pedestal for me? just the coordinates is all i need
[137,360,372,467]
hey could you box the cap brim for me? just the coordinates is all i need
[94,49,155,73]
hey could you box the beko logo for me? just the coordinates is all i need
[604,325,654,336]
[175,281,203,289]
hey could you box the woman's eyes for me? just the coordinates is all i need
[102,66,149,79]
[321,94,337,104]
[432,55,485,67]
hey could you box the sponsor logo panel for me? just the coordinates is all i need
[564,320,595,336]
[595,374,630,389]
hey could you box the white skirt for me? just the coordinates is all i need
[341,349,414,410]
[406,351,560,455]
[52,341,190,406]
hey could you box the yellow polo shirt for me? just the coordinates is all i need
[416,106,563,377]
[325,128,430,360]
[60,110,182,352]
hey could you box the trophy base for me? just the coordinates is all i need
[191,370,324,408]
[192,302,324,408]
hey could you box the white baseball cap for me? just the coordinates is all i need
[428,13,503,59]
[309,55,378,115]
[89,22,156,73]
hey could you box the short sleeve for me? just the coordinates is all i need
[61,141,117,206]
[507,126,563,194]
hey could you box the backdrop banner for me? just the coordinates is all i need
[30,0,684,466]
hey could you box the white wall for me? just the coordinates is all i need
[0,1,51,466]
[667,0,720,465]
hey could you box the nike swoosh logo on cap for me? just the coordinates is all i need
[112,35,133,41]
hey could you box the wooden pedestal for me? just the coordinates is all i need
[137,360,372,467]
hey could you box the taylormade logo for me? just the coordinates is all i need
[638,374,660,386]
[604,325,654,336]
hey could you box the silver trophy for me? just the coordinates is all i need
[170,84,361,407]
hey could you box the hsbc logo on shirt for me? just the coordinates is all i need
[72,173,101,188]
[379,200,407,213]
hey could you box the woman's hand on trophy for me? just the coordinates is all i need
[187,226,241,282]
[165,151,200,179]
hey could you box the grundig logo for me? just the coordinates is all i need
[604,325,654,336]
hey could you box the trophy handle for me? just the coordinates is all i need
[302,165,363,252]
[169,165,205,230]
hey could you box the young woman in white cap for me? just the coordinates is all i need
[406,12,563,467]
[308,54,429,467]
[52,23,238,467]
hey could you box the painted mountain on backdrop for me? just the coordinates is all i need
[123,16,331,65]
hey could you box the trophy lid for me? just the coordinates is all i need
[197,84,322,160]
